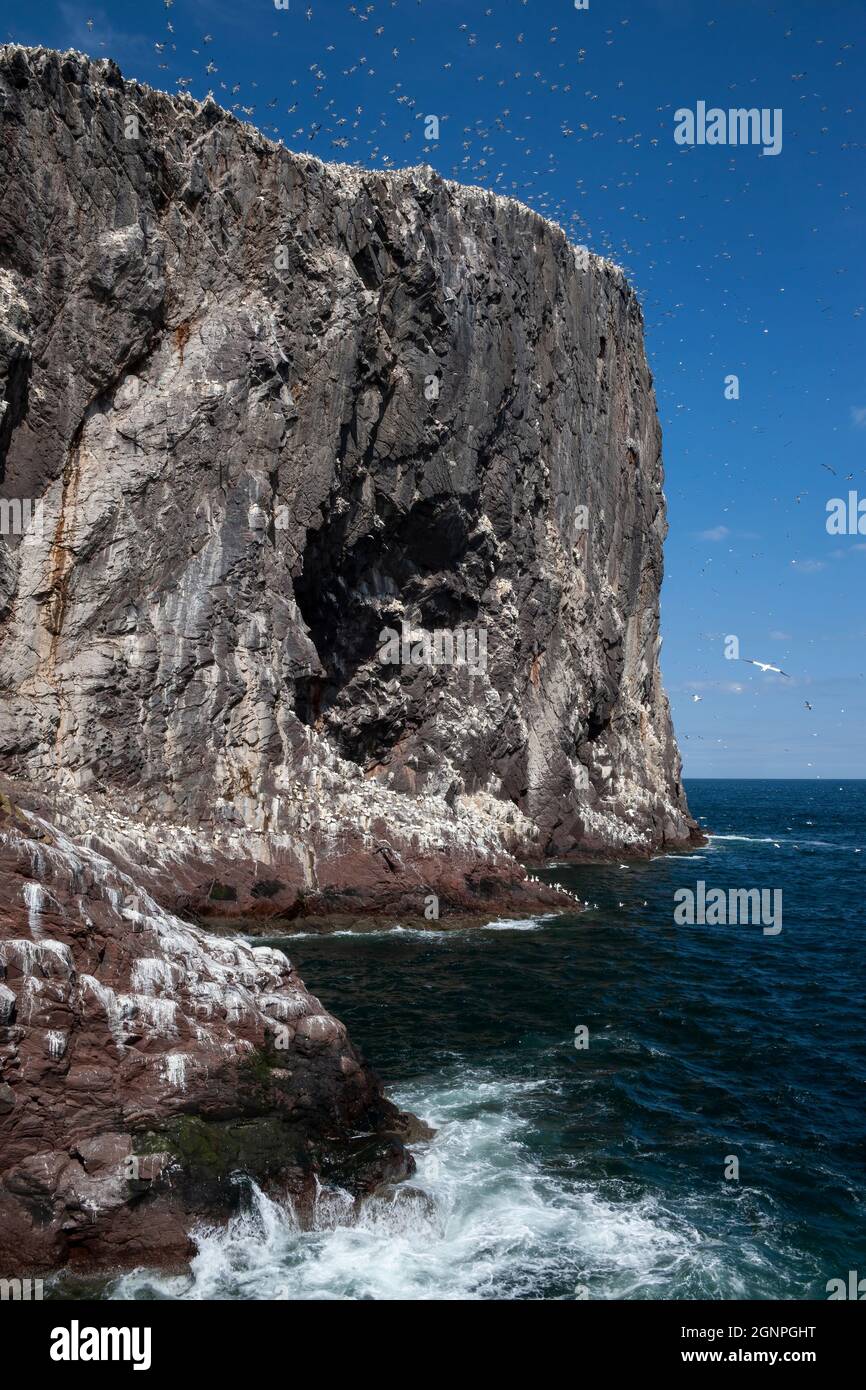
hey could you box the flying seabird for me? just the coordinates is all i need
[741,659,791,677]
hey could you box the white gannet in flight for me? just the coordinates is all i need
[741,659,791,677]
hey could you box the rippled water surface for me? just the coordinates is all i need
[99,780,865,1300]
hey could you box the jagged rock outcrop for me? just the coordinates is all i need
[0,783,422,1275]
[0,46,700,1273]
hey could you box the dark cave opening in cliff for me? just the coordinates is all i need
[292,490,486,762]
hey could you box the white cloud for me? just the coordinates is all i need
[685,680,745,694]
[697,525,730,542]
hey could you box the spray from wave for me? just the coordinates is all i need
[107,1069,753,1301]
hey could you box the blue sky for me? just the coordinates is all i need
[3,0,864,776]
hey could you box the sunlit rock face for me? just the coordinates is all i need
[0,45,697,881]
[0,44,700,1274]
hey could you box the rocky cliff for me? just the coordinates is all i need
[0,781,424,1275]
[0,46,699,1274]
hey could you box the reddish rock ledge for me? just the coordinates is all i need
[0,786,442,1277]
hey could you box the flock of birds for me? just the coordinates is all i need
[58,4,858,274]
[6,2,855,771]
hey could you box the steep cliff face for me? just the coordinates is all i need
[0,47,697,882]
[0,46,699,1273]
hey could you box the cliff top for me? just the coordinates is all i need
[0,42,628,290]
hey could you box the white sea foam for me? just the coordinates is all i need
[254,917,557,944]
[480,918,544,932]
[107,1068,743,1301]
[709,834,782,844]
[709,833,856,851]
[265,926,451,942]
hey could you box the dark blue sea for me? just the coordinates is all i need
[111,780,866,1300]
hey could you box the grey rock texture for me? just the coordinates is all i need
[0,44,701,1275]
[0,46,698,890]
